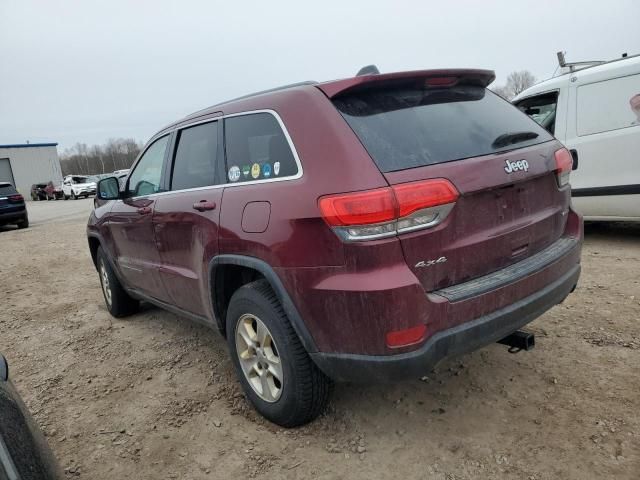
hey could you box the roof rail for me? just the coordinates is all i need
[555,51,638,76]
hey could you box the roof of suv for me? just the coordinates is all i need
[158,69,495,135]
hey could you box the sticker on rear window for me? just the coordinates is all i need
[263,163,272,178]
[251,163,260,179]
[228,166,241,182]
[242,165,250,178]
[274,161,281,176]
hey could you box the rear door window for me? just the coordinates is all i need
[333,86,553,173]
[224,113,298,183]
[0,185,17,196]
[171,121,219,190]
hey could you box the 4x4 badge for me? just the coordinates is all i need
[504,159,529,173]
[415,256,447,268]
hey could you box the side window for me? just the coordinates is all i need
[577,74,640,136]
[171,121,218,190]
[127,135,169,196]
[515,91,559,135]
[224,113,298,183]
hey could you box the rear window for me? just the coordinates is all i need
[333,85,553,172]
[0,185,17,195]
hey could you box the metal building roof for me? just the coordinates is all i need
[0,143,58,149]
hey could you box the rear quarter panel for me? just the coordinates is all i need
[218,87,391,268]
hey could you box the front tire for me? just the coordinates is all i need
[226,280,332,427]
[71,191,77,200]
[96,246,139,317]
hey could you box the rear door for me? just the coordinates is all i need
[109,134,171,300]
[153,120,224,318]
[332,81,569,291]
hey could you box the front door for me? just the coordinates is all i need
[108,134,171,300]
[153,120,223,317]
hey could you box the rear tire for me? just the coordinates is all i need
[17,216,29,229]
[226,280,332,427]
[96,246,139,317]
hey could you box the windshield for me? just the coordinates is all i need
[333,85,553,172]
[72,176,89,184]
[514,91,559,135]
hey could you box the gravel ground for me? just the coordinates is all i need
[0,201,638,479]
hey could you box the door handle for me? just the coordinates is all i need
[137,206,152,215]
[192,200,217,212]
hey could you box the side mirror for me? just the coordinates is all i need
[97,177,120,200]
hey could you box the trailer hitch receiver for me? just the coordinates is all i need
[497,330,535,353]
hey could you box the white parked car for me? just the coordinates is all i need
[514,54,640,221]
[62,175,97,200]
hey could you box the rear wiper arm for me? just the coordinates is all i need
[492,131,539,149]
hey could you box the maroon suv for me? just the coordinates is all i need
[87,68,582,427]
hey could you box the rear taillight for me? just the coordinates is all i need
[318,188,395,226]
[8,194,23,203]
[319,179,459,241]
[554,148,572,187]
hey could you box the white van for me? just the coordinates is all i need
[513,54,640,221]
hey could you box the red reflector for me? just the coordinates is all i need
[393,179,459,218]
[319,188,396,226]
[386,324,427,348]
[554,148,572,173]
[425,76,458,87]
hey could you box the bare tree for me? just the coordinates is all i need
[60,138,142,176]
[491,70,537,100]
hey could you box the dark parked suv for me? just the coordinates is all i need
[0,182,28,229]
[88,69,583,426]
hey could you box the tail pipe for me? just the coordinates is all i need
[497,330,535,353]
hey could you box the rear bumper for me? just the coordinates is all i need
[0,208,27,224]
[311,264,580,382]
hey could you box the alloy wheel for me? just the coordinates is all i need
[235,313,283,402]
[99,259,112,307]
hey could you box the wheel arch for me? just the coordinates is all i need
[87,233,123,284]
[209,255,318,353]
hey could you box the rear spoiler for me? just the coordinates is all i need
[316,69,495,98]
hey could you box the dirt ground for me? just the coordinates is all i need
[1,200,638,479]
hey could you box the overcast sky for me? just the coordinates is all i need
[1,0,638,152]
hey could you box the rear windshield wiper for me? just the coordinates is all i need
[491,131,539,149]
